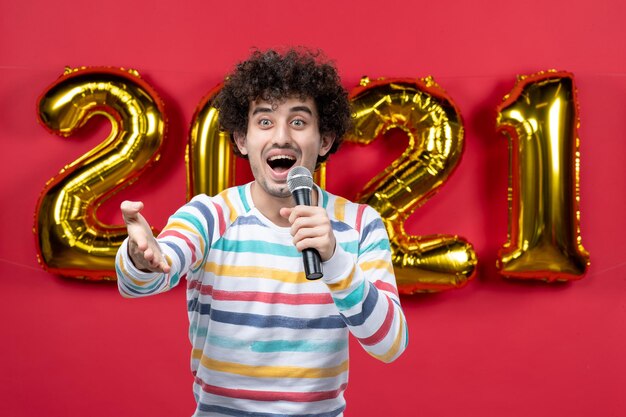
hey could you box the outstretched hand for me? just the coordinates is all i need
[121,201,170,273]
[279,205,336,262]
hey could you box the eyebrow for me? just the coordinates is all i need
[251,106,272,115]
[290,106,313,115]
[251,105,313,116]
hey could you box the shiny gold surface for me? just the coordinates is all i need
[186,84,235,199]
[35,67,166,280]
[496,71,590,281]
[347,77,477,293]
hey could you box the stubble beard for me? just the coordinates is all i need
[263,180,291,199]
[251,165,292,200]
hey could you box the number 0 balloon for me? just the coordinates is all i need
[35,67,167,280]
[187,83,236,199]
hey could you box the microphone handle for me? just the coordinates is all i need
[292,188,323,280]
[303,248,323,280]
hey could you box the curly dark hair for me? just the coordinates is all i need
[214,48,352,165]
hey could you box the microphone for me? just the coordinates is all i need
[287,166,323,280]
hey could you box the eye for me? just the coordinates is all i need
[291,119,306,128]
[258,118,272,127]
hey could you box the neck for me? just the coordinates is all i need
[249,181,318,227]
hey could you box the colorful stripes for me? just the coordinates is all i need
[199,355,349,379]
[332,280,366,311]
[159,221,203,259]
[326,267,355,292]
[115,256,167,297]
[238,185,251,212]
[368,312,406,363]
[341,283,378,326]
[116,183,407,416]
[203,262,307,283]
[357,296,394,346]
[220,190,238,223]
[197,403,345,417]
[188,281,333,305]
[190,335,348,353]
[359,217,386,246]
[360,259,394,274]
[333,197,347,222]
[191,307,347,329]
[355,204,367,232]
[213,238,300,257]
[195,376,348,403]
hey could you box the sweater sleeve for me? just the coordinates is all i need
[322,206,408,363]
[116,195,219,298]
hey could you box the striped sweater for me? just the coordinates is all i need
[116,183,408,417]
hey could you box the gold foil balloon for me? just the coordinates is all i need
[187,83,236,199]
[35,67,167,280]
[496,71,589,281]
[347,77,477,293]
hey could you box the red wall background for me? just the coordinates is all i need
[1,1,625,416]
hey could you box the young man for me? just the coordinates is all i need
[116,49,408,417]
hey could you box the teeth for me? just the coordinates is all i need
[268,155,295,161]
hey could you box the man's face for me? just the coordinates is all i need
[234,96,334,200]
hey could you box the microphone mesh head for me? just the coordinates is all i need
[287,166,313,193]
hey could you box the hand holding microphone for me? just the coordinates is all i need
[285,166,333,280]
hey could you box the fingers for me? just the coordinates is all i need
[287,206,328,233]
[284,205,319,224]
[128,237,171,273]
[121,200,170,273]
[279,207,292,220]
[128,230,146,251]
[282,205,336,261]
[122,201,151,250]
[121,200,145,223]
[143,247,171,273]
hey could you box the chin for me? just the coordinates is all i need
[270,186,291,199]
[258,179,291,199]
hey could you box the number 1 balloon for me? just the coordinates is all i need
[496,71,590,281]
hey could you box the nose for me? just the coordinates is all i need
[272,121,291,146]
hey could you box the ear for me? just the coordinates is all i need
[233,132,248,156]
[318,134,335,157]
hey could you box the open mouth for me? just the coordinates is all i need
[267,155,296,173]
